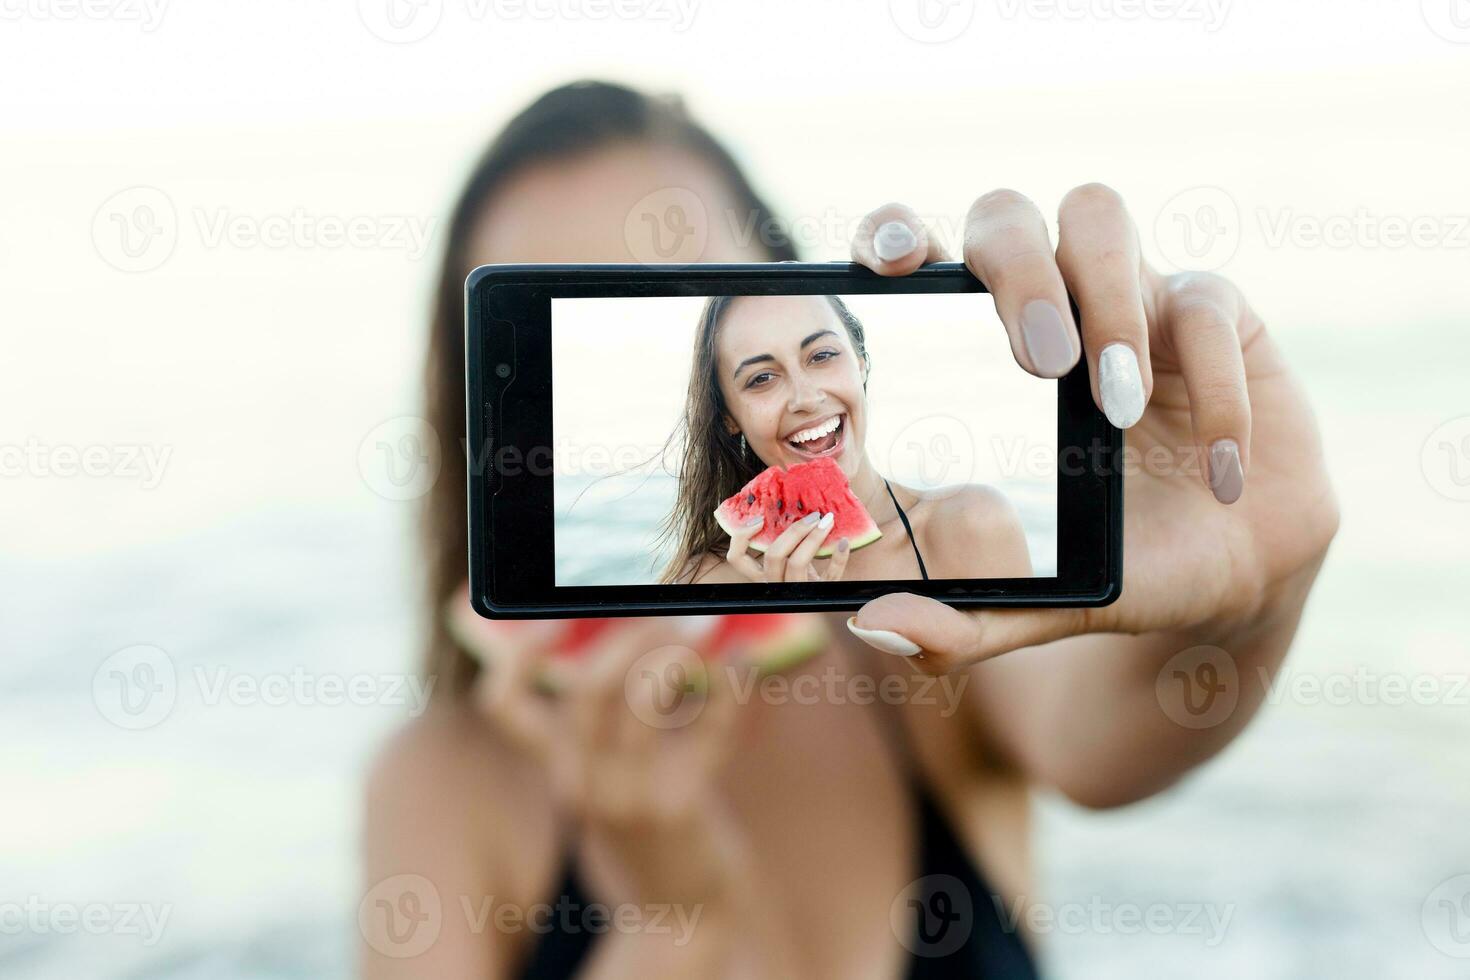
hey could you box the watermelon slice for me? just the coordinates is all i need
[448,597,828,693]
[714,457,882,559]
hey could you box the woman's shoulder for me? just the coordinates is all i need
[364,700,560,877]
[911,483,1032,577]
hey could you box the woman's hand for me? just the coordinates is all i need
[448,602,749,908]
[845,188,1339,673]
[723,511,852,582]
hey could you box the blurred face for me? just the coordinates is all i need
[467,142,767,265]
[715,295,867,475]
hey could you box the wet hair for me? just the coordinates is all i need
[422,81,797,697]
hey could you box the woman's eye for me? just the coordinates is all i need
[745,372,773,389]
[811,349,840,364]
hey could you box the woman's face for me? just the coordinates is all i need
[716,295,867,475]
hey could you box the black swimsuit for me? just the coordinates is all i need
[517,486,1038,979]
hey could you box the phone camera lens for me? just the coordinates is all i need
[495,363,512,379]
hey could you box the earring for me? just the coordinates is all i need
[739,433,747,456]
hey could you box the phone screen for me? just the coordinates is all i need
[550,292,1057,587]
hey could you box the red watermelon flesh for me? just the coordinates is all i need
[714,457,882,559]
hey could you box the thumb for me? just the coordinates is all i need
[846,593,1091,674]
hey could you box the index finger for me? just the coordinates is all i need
[851,203,951,276]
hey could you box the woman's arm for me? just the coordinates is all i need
[842,189,1340,807]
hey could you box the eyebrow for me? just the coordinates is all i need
[731,329,838,380]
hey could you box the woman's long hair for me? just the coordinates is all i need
[657,295,869,584]
[422,81,797,698]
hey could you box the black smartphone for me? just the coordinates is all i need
[466,261,1121,619]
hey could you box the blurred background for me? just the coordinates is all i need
[2,1,1469,977]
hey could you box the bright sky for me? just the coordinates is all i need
[2,0,1467,555]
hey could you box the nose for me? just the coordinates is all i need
[787,371,826,414]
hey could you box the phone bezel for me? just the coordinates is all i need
[466,261,1122,619]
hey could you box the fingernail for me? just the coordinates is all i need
[873,220,917,262]
[1208,439,1244,504]
[1020,299,1075,377]
[744,515,764,527]
[1098,343,1146,429]
[837,538,850,553]
[801,511,820,525]
[846,617,922,657]
[818,511,834,530]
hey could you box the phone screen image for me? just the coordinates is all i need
[550,292,1058,587]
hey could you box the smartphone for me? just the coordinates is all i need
[466,261,1121,619]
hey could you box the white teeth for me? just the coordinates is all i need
[789,416,841,444]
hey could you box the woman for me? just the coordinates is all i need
[663,293,1032,586]
[363,81,1338,978]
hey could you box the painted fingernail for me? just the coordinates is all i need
[1098,343,1146,429]
[1208,439,1244,504]
[1020,300,1075,377]
[818,511,834,530]
[801,511,820,525]
[744,515,764,527]
[873,220,917,262]
[846,617,922,657]
[837,538,850,553]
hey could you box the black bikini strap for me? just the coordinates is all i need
[884,479,929,581]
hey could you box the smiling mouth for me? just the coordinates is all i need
[786,414,846,459]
